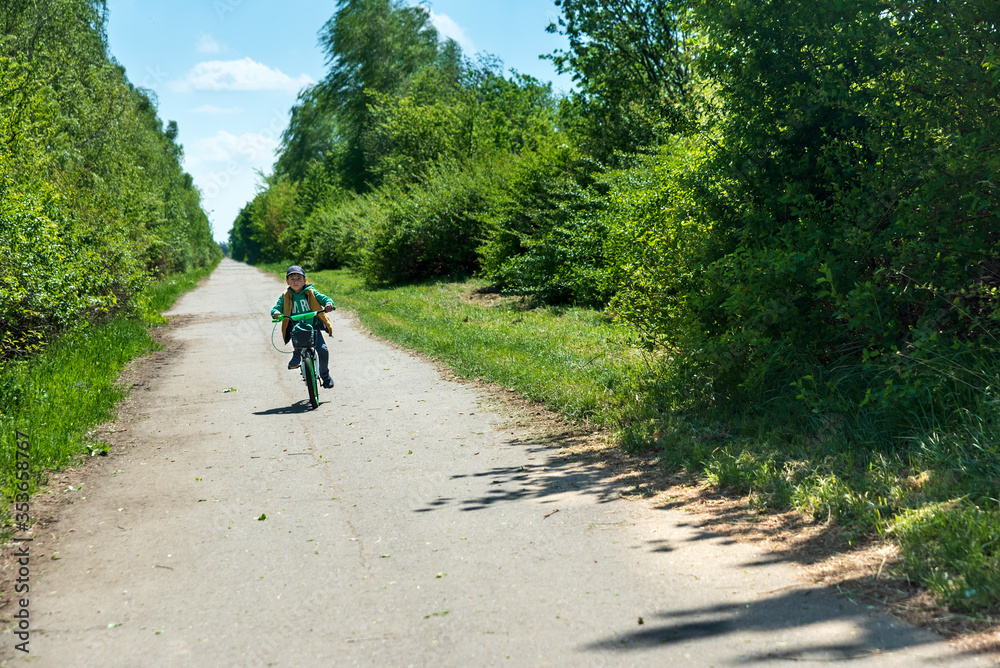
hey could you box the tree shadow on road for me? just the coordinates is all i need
[415,429,856,576]
[580,586,977,663]
[415,429,651,512]
[412,427,1000,660]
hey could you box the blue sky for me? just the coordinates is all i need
[105,1,574,244]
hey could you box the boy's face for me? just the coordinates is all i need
[286,273,306,293]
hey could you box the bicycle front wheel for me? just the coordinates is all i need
[303,352,319,409]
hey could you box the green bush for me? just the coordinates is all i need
[487,213,612,306]
[680,0,1000,405]
[477,143,610,305]
[603,136,715,348]
[359,160,495,285]
[0,166,148,358]
[303,193,376,270]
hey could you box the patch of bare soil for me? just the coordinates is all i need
[462,285,535,310]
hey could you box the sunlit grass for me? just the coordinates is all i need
[299,267,645,424]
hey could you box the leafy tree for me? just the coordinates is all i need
[274,85,341,184]
[315,0,440,190]
[546,0,698,156]
[228,205,262,264]
[593,0,1000,414]
[248,178,300,263]
[362,58,557,186]
[0,0,218,360]
[692,0,1000,354]
[359,160,494,285]
[256,4,565,274]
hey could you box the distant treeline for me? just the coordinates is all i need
[233,0,999,439]
[0,0,220,360]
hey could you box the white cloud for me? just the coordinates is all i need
[183,106,291,242]
[430,11,475,54]
[197,33,222,54]
[172,58,314,93]
[191,104,244,115]
[187,130,279,169]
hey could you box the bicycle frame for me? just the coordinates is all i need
[273,310,325,408]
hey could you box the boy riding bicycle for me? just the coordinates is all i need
[271,265,335,388]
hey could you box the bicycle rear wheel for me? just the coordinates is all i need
[303,351,319,409]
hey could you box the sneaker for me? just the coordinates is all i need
[322,377,334,389]
[288,355,301,370]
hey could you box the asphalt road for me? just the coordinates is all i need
[7,259,992,666]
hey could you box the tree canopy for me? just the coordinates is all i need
[315,0,442,190]
[0,0,220,360]
[546,0,698,155]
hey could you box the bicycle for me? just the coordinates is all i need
[272,310,326,409]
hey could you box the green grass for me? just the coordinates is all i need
[268,262,1000,617]
[894,500,1000,613]
[0,260,219,539]
[652,390,1000,615]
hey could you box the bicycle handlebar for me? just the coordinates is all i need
[271,309,332,324]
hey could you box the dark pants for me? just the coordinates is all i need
[290,329,331,382]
